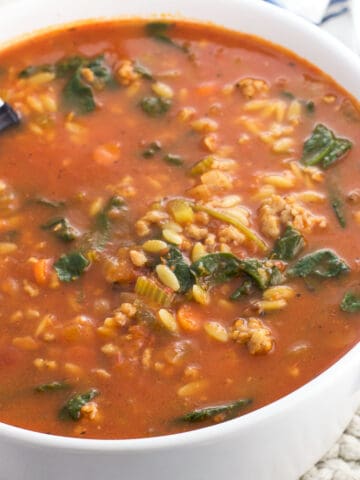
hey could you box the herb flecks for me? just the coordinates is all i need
[305,101,315,114]
[280,91,295,100]
[142,141,162,158]
[140,96,172,117]
[164,153,183,166]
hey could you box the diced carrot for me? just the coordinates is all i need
[195,82,217,96]
[93,142,121,166]
[177,304,202,332]
[0,215,21,232]
[33,258,52,286]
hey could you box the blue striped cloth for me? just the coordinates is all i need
[263,0,349,24]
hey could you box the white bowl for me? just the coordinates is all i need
[0,1,359,479]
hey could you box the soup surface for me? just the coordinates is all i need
[0,19,358,439]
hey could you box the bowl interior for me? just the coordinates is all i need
[0,0,358,450]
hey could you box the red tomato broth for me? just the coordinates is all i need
[0,19,358,439]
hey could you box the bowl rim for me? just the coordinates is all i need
[0,0,359,451]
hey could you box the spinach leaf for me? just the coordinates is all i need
[301,124,352,169]
[272,225,305,261]
[162,246,195,293]
[191,253,242,287]
[288,249,349,279]
[19,56,83,79]
[191,253,284,290]
[330,194,346,228]
[145,22,186,51]
[340,292,360,313]
[19,64,54,78]
[327,180,347,228]
[35,381,70,393]
[63,55,114,114]
[146,21,173,39]
[54,251,90,282]
[178,398,252,423]
[55,56,84,77]
[85,55,113,84]
[60,388,99,421]
[63,69,95,114]
[229,280,253,301]
[280,91,295,99]
[133,60,153,80]
[238,258,285,290]
[323,138,353,168]
[164,153,183,166]
[140,96,172,117]
[79,195,127,253]
[142,141,162,158]
[20,55,114,114]
[134,301,157,326]
[94,195,127,235]
[41,217,80,242]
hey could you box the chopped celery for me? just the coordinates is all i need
[135,276,174,307]
[167,199,194,225]
[190,156,215,176]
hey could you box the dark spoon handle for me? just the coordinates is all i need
[0,100,21,133]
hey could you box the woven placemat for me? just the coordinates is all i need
[301,407,360,480]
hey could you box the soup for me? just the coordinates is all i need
[0,19,358,439]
